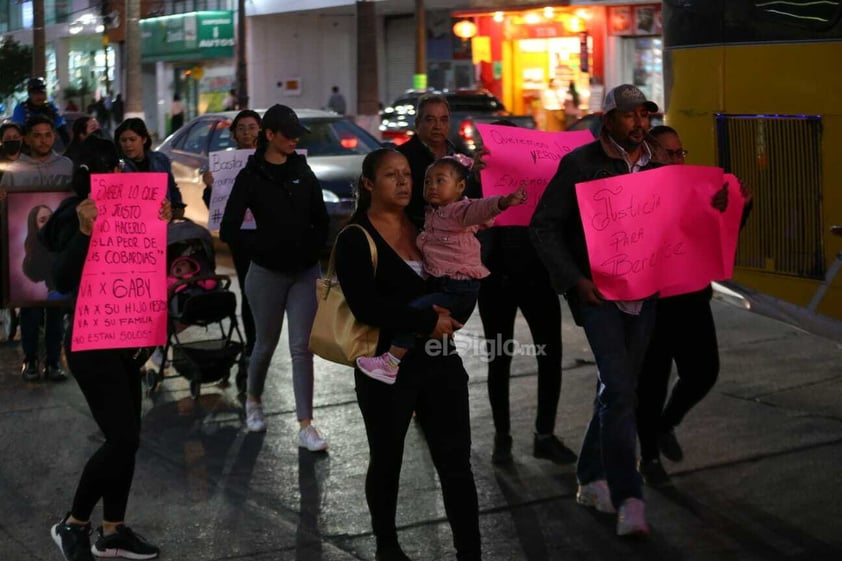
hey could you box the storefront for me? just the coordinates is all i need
[140,10,235,136]
[452,2,663,130]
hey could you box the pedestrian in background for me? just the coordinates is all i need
[11,77,70,147]
[334,148,481,561]
[530,84,662,537]
[636,125,753,486]
[201,109,262,372]
[114,117,185,218]
[170,94,185,133]
[223,89,238,111]
[41,135,169,561]
[0,116,73,383]
[326,85,347,114]
[110,94,124,129]
[0,122,25,344]
[220,104,329,452]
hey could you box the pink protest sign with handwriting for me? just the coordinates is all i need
[71,173,169,351]
[477,124,593,226]
[576,165,739,300]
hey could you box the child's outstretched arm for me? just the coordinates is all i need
[498,182,528,210]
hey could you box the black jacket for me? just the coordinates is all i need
[529,134,661,298]
[334,216,438,356]
[220,150,328,273]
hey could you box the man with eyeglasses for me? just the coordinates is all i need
[635,125,752,488]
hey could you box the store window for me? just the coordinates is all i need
[630,37,663,110]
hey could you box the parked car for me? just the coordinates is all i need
[380,89,536,154]
[156,109,383,246]
[565,111,665,138]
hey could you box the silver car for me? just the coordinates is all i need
[156,109,382,246]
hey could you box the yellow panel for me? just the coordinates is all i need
[667,43,842,319]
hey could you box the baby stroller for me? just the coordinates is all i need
[144,219,247,400]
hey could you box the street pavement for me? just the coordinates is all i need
[1,255,841,561]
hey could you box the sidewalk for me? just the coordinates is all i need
[1,274,840,560]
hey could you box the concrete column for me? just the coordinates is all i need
[356,1,380,138]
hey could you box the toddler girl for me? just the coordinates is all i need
[356,155,527,383]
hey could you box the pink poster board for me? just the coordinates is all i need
[477,124,593,226]
[71,173,169,351]
[575,165,744,300]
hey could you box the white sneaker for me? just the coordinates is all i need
[245,400,266,432]
[576,479,616,514]
[617,497,650,537]
[298,425,328,452]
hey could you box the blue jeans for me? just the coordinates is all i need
[20,306,65,365]
[392,277,480,350]
[575,300,656,508]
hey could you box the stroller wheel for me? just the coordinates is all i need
[144,369,161,393]
[190,378,201,400]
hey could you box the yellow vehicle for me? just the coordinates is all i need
[664,0,842,321]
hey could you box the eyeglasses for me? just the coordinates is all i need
[665,148,688,159]
[235,124,260,132]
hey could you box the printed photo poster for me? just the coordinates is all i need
[476,124,593,226]
[2,190,72,306]
[206,148,256,231]
[575,165,744,300]
[71,173,169,352]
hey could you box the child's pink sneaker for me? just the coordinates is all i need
[355,353,399,384]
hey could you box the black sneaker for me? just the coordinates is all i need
[658,428,684,462]
[91,525,159,559]
[492,433,513,465]
[51,514,93,561]
[21,359,40,382]
[639,458,672,487]
[45,362,69,382]
[533,434,577,464]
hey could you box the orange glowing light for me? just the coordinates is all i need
[453,19,478,39]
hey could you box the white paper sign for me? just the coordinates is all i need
[207,149,255,231]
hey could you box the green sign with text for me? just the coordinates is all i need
[141,11,234,62]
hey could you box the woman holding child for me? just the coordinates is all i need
[334,148,482,561]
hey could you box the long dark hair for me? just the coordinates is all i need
[23,204,54,286]
[114,117,152,152]
[348,148,402,224]
[71,136,121,198]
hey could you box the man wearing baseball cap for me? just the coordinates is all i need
[529,84,661,537]
[11,77,70,147]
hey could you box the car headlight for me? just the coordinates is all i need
[322,189,340,203]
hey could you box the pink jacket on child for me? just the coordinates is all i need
[417,196,503,280]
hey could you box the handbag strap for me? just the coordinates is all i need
[325,223,378,280]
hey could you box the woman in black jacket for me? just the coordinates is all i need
[333,148,481,561]
[40,135,170,561]
[220,105,329,450]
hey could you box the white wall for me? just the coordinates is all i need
[247,12,355,113]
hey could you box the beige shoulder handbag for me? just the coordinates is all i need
[309,224,379,366]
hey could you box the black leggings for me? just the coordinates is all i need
[636,291,719,461]
[67,346,142,522]
[477,261,563,436]
[355,352,481,560]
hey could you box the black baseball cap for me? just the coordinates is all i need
[262,104,309,138]
[27,77,47,92]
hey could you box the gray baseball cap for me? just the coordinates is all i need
[602,84,658,113]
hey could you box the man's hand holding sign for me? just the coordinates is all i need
[71,173,170,351]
